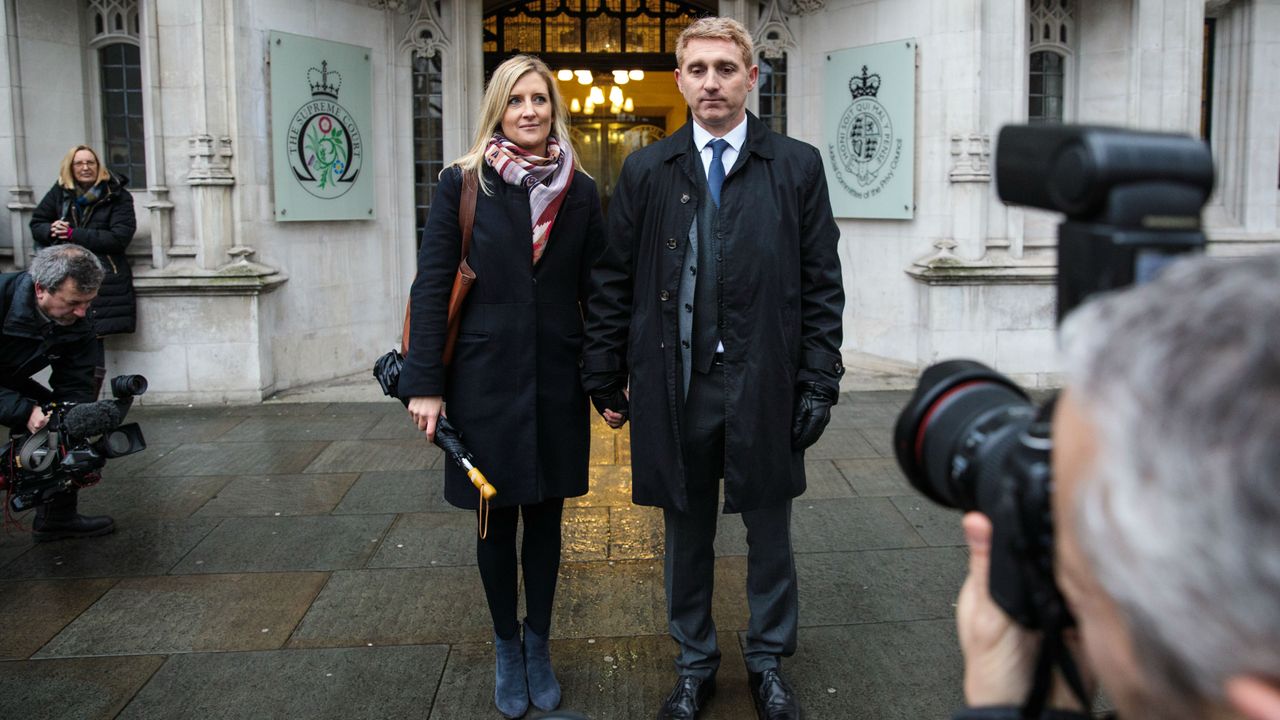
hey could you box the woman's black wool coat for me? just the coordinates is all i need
[30,173,138,336]
[399,164,605,510]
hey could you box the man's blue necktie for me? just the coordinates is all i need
[707,138,728,206]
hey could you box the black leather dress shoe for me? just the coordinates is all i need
[749,668,802,720]
[656,675,716,720]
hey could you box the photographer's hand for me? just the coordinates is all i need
[957,512,1040,707]
[407,395,443,443]
[26,404,50,434]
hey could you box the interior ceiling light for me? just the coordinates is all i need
[570,98,581,112]
[629,70,645,81]
[613,70,629,85]
[557,69,574,81]
[575,70,593,85]
[589,86,605,104]
[623,98,634,112]
[608,86,624,105]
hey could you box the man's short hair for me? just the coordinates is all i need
[1059,254,1280,712]
[29,244,104,294]
[675,17,754,70]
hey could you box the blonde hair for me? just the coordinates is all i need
[447,55,574,195]
[675,17,754,70]
[57,145,111,190]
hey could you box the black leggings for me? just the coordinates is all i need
[477,497,565,640]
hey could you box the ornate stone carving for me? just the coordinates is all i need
[400,0,451,58]
[754,0,797,60]
[368,0,414,11]
[948,133,991,183]
[187,135,234,185]
[788,0,825,16]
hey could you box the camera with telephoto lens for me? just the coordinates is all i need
[893,125,1214,631]
[1,374,149,512]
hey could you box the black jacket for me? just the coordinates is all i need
[398,164,606,509]
[30,173,138,336]
[583,113,845,513]
[0,272,97,429]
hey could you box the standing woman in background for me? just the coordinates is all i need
[30,144,138,394]
[397,55,604,719]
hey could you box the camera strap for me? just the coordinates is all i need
[1023,620,1092,719]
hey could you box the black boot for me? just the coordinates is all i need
[33,490,114,542]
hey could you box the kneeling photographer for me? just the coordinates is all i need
[895,126,1280,720]
[1,244,131,541]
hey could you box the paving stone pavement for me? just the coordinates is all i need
[0,390,972,719]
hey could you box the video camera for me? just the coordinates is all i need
[891,125,1213,714]
[1,374,149,512]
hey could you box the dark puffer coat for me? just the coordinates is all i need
[398,164,605,510]
[30,173,138,336]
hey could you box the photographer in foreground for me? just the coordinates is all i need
[1,243,114,541]
[954,254,1280,720]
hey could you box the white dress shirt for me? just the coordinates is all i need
[692,116,749,182]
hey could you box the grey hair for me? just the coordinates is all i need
[1058,253,1280,713]
[29,244,104,294]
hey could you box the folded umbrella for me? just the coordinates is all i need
[434,415,495,537]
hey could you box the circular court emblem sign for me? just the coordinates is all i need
[287,61,363,199]
[836,65,894,188]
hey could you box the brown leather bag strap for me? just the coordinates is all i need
[400,170,480,357]
[459,170,478,258]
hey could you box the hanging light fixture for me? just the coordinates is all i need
[629,70,645,81]
[623,97,634,113]
[612,70,629,85]
[557,69,574,81]
[608,85,624,106]
[589,86,605,105]
[570,98,581,112]
[575,70,593,85]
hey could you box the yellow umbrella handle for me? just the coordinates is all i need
[468,466,495,538]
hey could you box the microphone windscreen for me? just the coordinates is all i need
[62,401,122,441]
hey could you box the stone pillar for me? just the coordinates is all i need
[139,0,173,270]
[1128,0,1205,132]
[1208,0,1280,236]
[2,0,34,267]
[187,134,234,270]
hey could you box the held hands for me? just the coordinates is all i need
[589,377,629,429]
[791,381,837,450]
[407,395,444,443]
[50,220,72,241]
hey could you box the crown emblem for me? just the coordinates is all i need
[308,61,342,98]
[849,65,880,100]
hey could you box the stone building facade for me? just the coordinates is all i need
[0,0,1275,402]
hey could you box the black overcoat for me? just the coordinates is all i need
[584,113,845,514]
[30,173,138,336]
[0,272,97,429]
[399,164,605,510]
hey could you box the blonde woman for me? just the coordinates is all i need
[398,55,604,718]
[30,145,138,401]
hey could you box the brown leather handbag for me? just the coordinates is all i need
[399,170,479,366]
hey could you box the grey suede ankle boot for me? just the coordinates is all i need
[493,630,528,719]
[522,618,561,712]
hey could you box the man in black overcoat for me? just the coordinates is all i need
[583,16,845,720]
[1,244,115,541]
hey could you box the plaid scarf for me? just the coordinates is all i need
[483,134,574,265]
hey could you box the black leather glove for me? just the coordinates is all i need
[791,381,837,450]
[588,375,629,421]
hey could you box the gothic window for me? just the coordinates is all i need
[758,51,787,135]
[413,52,445,243]
[88,0,146,186]
[1027,0,1074,124]
[98,43,146,185]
